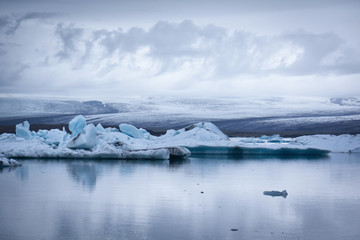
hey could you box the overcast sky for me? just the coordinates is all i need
[0,0,359,100]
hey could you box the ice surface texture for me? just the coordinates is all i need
[119,123,146,139]
[1,115,359,160]
[67,124,97,149]
[69,115,86,137]
[16,121,33,140]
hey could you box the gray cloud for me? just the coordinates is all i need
[2,0,358,16]
[0,11,359,98]
[0,42,6,55]
[0,12,61,35]
[1,19,359,80]
[55,23,84,60]
[0,16,10,30]
[74,20,359,77]
[0,61,28,87]
[282,31,342,74]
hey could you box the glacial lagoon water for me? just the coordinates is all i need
[1,154,360,240]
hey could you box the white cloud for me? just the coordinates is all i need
[0,17,359,98]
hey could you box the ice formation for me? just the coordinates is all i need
[16,121,33,140]
[0,115,359,161]
[119,123,146,139]
[37,129,67,146]
[96,123,105,133]
[66,124,97,149]
[0,157,21,167]
[69,115,86,137]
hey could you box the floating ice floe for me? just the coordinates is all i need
[0,115,359,160]
[0,157,22,167]
[16,121,34,140]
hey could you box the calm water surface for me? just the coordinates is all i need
[1,154,360,240]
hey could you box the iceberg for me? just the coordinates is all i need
[37,129,67,146]
[0,115,359,160]
[16,121,33,140]
[66,124,97,149]
[119,123,145,139]
[69,115,87,137]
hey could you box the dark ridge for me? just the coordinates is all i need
[0,114,78,126]
[214,119,360,137]
[0,124,69,134]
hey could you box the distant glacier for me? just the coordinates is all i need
[0,96,359,136]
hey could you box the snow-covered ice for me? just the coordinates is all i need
[0,157,21,167]
[37,128,67,146]
[0,115,359,160]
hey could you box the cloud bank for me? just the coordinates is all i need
[0,13,359,98]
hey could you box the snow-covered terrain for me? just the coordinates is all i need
[0,115,359,162]
[0,97,117,118]
[0,96,359,121]
[1,96,359,135]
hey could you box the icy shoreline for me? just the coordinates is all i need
[0,115,359,161]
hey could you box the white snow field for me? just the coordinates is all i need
[1,96,359,137]
[1,96,359,123]
[0,115,359,161]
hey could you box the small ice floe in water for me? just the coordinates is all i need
[263,190,288,198]
[0,157,22,167]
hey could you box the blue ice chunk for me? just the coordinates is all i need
[37,129,67,146]
[69,115,86,137]
[66,124,97,149]
[119,123,144,138]
[16,121,32,140]
[139,128,151,139]
[96,123,105,133]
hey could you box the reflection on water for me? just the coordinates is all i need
[66,162,99,191]
[15,166,29,181]
[64,159,188,191]
[0,154,360,240]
